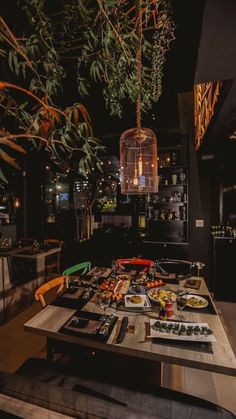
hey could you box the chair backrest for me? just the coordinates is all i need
[155,259,193,276]
[43,239,63,276]
[35,276,67,308]
[44,239,63,248]
[62,261,91,276]
[116,258,154,271]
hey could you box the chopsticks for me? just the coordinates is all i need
[177,289,189,296]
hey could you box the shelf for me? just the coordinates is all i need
[147,219,187,222]
[143,240,189,245]
[159,166,187,170]
[159,183,187,188]
[145,152,188,244]
[150,202,187,205]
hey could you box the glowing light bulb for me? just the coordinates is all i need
[138,154,143,176]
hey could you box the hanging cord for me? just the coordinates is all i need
[136,0,142,130]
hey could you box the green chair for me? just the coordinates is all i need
[62,261,91,276]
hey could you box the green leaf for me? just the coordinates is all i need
[0,138,26,153]
[0,149,20,169]
[0,168,8,183]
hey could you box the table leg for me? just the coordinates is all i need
[47,339,55,362]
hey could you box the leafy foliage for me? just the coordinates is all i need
[0,6,105,182]
[2,0,175,117]
[0,0,176,182]
[75,0,176,117]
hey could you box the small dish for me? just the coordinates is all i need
[128,285,146,294]
[114,280,130,294]
[125,294,151,308]
[186,295,208,309]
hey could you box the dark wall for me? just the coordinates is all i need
[141,134,221,290]
[195,0,236,83]
[194,0,236,149]
[25,151,44,239]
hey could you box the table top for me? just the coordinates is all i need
[24,272,236,377]
[0,247,61,259]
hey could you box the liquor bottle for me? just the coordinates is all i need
[159,301,167,320]
[165,298,173,318]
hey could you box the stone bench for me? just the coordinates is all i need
[0,357,231,418]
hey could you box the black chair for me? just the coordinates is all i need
[155,259,194,277]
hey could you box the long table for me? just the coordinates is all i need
[24,273,236,380]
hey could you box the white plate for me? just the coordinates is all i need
[149,319,216,342]
[186,294,208,309]
[125,294,151,308]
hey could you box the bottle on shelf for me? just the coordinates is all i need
[170,152,178,166]
[179,206,186,220]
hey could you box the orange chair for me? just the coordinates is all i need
[44,239,63,278]
[116,258,154,272]
[35,276,68,308]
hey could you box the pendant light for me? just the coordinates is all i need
[120,0,158,195]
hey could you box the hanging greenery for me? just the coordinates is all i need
[0,0,175,181]
[77,0,176,116]
[0,9,105,182]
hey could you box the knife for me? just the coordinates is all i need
[116,317,128,344]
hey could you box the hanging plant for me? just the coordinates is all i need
[76,0,176,116]
[0,10,105,182]
[1,1,175,117]
[0,0,175,181]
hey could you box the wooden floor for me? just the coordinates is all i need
[0,300,236,415]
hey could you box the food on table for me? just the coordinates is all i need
[147,288,176,303]
[112,292,123,302]
[99,278,117,291]
[125,294,150,307]
[98,290,123,303]
[187,295,208,308]
[135,273,147,283]
[135,276,164,288]
[128,295,143,304]
[114,280,130,294]
[151,320,213,336]
[116,274,132,281]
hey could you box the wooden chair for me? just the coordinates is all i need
[115,258,154,272]
[44,239,63,278]
[35,276,67,308]
[62,261,91,277]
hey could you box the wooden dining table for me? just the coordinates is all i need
[24,269,236,386]
[0,246,62,324]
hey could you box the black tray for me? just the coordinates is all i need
[51,288,94,310]
[152,337,213,354]
[60,311,118,342]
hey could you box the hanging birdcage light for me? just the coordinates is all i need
[120,127,158,194]
[119,0,158,194]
